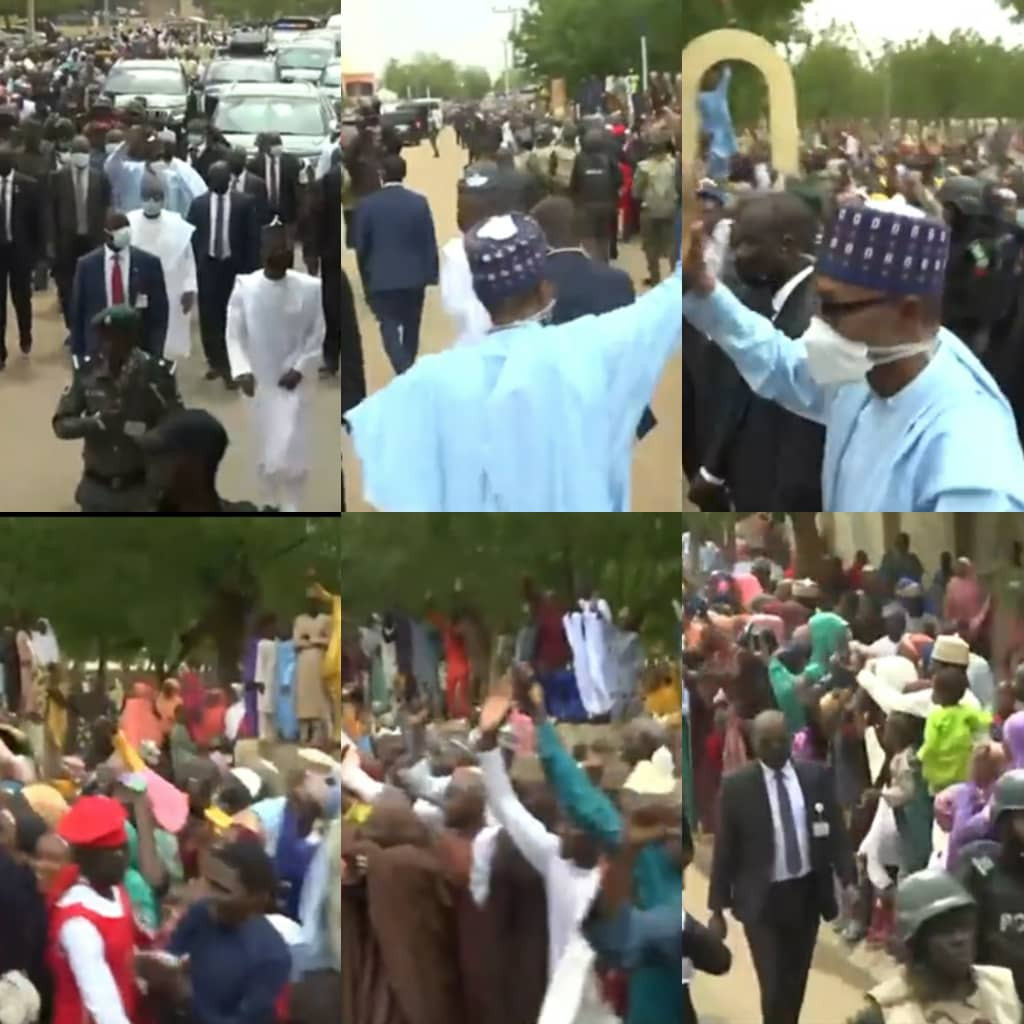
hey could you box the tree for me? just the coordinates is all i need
[0,519,339,678]
[340,513,680,650]
[382,53,460,100]
[458,65,492,101]
[513,0,687,92]
[792,35,883,123]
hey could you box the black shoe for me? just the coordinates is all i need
[224,376,239,391]
[318,365,338,379]
[0,360,6,371]
[19,338,31,355]
[204,367,221,381]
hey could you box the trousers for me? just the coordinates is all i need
[368,287,425,375]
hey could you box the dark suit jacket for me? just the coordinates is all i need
[69,245,170,358]
[709,759,854,925]
[545,249,635,325]
[698,263,826,511]
[0,171,43,259]
[353,184,438,294]
[237,170,270,226]
[246,152,301,223]
[49,165,110,260]
[186,191,260,274]
[313,166,341,265]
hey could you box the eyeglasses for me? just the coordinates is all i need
[816,295,893,320]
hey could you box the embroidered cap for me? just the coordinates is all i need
[464,212,548,309]
[817,201,950,297]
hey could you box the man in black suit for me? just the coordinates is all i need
[353,154,438,374]
[709,709,856,1024]
[0,141,42,366]
[227,146,270,226]
[312,160,342,378]
[688,193,826,512]
[186,160,259,387]
[249,132,300,241]
[49,134,111,330]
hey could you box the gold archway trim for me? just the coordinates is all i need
[680,29,800,233]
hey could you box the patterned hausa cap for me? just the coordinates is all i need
[817,199,950,296]
[465,212,548,308]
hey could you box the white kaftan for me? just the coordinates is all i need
[225,270,324,479]
[127,209,197,359]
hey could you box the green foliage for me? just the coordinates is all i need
[513,0,686,92]
[0,518,340,660]
[201,0,331,20]
[340,513,680,651]
[382,54,495,101]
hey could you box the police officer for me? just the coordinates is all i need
[570,128,622,262]
[845,869,1019,1024]
[956,768,1024,1001]
[52,304,182,513]
[549,123,578,197]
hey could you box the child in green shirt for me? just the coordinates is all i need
[918,667,992,795]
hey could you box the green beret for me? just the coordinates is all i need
[91,304,142,331]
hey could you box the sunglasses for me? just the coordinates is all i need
[816,295,894,319]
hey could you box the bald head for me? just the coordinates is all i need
[752,710,790,769]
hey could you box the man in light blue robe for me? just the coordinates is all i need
[345,211,681,511]
[106,137,207,215]
[681,199,1024,510]
[696,64,736,180]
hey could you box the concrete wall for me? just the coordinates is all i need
[822,513,956,572]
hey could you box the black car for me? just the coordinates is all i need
[381,105,425,147]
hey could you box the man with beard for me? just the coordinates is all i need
[688,192,825,512]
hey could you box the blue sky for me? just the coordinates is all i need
[341,0,519,76]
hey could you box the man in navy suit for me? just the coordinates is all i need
[532,195,655,439]
[69,210,170,359]
[353,154,438,374]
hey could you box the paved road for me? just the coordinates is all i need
[686,864,872,1024]
[0,282,341,512]
[341,128,682,511]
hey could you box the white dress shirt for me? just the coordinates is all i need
[264,154,280,205]
[233,169,247,193]
[761,758,812,882]
[103,244,131,306]
[0,171,13,240]
[208,191,231,259]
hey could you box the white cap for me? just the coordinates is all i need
[933,635,970,667]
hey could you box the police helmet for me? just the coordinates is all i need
[894,869,975,943]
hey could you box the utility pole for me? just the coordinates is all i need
[493,5,519,95]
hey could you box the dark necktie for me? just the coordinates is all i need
[110,252,125,305]
[774,769,802,876]
[214,195,225,259]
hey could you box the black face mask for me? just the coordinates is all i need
[0,157,13,175]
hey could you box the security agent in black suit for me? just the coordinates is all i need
[709,709,856,1024]
[248,132,301,231]
[186,160,260,388]
[312,159,344,379]
[226,146,270,225]
[0,140,43,366]
[688,192,825,513]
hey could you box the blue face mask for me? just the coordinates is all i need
[1015,209,1024,229]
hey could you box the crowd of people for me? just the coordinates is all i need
[339,79,684,511]
[0,21,340,512]
[337,576,688,1023]
[683,522,1024,1023]
[0,584,342,1024]
[684,59,1024,512]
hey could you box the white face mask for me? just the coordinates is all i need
[105,141,120,155]
[801,315,935,387]
[108,225,131,250]
[68,151,89,169]
[142,198,163,217]
[269,144,283,158]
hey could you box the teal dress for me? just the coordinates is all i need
[536,720,682,1024]
[768,657,806,736]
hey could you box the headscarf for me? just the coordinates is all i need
[944,559,987,632]
[805,610,849,682]
[1003,710,1024,768]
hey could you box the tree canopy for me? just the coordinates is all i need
[382,54,494,100]
[340,513,680,650]
[0,519,339,662]
[512,0,686,91]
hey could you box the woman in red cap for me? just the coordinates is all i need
[47,795,143,1024]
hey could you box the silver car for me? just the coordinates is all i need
[101,58,190,124]
[274,39,335,84]
[211,81,337,164]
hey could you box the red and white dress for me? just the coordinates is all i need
[48,882,141,1024]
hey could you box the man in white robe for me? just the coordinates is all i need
[126,173,196,359]
[226,222,324,512]
[105,129,207,214]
